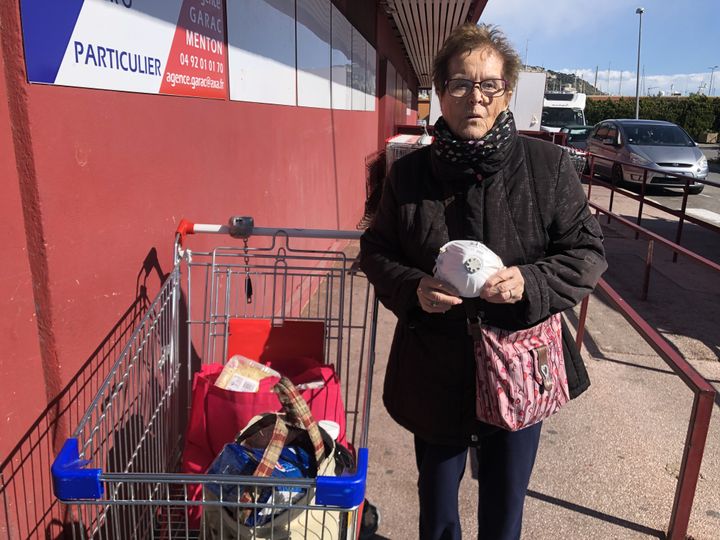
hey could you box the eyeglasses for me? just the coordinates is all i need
[445,78,508,98]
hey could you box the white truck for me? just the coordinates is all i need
[541,92,587,132]
[508,71,547,131]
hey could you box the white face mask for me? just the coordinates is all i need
[434,240,504,298]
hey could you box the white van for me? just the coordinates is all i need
[541,92,587,132]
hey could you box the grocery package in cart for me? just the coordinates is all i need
[385,132,432,174]
[51,216,378,539]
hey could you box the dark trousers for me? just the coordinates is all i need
[414,422,542,540]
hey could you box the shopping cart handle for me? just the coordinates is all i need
[51,438,103,500]
[315,447,368,508]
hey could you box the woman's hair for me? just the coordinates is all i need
[432,23,522,94]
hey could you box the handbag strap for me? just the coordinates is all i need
[442,180,485,341]
[464,300,483,342]
[234,377,326,469]
[274,377,326,464]
[519,136,550,248]
[235,377,326,523]
[457,139,550,339]
[237,413,289,522]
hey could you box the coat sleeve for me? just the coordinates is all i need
[359,166,428,320]
[517,151,608,325]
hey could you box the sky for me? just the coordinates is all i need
[481,0,720,97]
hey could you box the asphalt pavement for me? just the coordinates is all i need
[362,175,720,539]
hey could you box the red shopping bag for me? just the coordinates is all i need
[181,358,347,466]
[179,320,347,528]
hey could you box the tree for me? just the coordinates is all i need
[586,97,720,139]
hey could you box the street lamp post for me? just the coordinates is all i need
[634,7,645,119]
[709,65,719,96]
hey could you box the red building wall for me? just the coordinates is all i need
[1,0,415,466]
[0,0,421,534]
[1,12,418,538]
[376,5,419,146]
[0,22,47,462]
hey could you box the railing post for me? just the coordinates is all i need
[673,181,690,263]
[635,169,648,240]
[576,296,589,349]
[666,391,715,540]
[641,240,653,300]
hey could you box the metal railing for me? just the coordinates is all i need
[576,278,716,540]
[2,227,716,539]
[583,153,720,262]
[574,148,718,537]
[588,203,720,299]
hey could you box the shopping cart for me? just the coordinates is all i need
[51,216,378,539]
[559,145,589,176]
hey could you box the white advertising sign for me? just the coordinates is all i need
[21,0,228,99]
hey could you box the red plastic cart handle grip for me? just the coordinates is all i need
[176,219,195,246]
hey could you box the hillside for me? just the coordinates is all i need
[525,65,603,95]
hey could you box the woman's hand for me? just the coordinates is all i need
[416,276,462,313]
[480,266,525,304]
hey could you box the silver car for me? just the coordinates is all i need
[585,119,708,194]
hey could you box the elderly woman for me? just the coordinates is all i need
[360,23,606,540]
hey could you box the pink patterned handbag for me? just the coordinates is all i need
[470,313,570,431]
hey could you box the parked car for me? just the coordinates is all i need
[585,119,708,194]
[559,124,593,150]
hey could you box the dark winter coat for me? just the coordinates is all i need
[359,135,607,446]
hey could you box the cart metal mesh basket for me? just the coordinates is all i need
[52,221,378,539]
[385,134,432,174]
[560,146,588,175]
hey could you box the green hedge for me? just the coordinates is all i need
[585,96,720,140]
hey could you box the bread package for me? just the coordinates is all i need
[214,355,281,392]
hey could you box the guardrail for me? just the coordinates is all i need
[582,153,720,262]
[576,278,716,540]
[587,202,720,299]
[1,220,716,539]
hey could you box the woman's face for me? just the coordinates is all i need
[439,47,512,140]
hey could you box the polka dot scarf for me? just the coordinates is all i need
[432,109,517,177]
